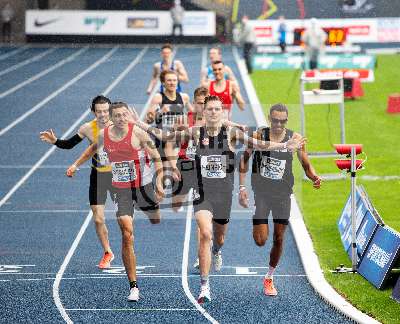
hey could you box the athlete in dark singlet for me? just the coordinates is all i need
[239,103,321,297]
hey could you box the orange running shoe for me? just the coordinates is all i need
[263,277,277,296]
[98,251,114,269]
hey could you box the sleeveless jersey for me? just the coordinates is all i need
[90,119,111,173]
[195,126,235,193]
[103,123,152,189]
[159,60,182,93]
[209,80,233,111]
[251,127,294,196]
[155,92,185,131]
[178,112,196,160]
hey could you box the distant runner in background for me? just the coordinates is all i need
[301,18,327,69]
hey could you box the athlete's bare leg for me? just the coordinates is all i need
[196,211,213,278]
[91,205,112,252]
[269,223,287,267]
[171,194,187,212]
[117,215,137,282]
[143,209,161,224]
[212,221,228,252]
[252,223,269,247]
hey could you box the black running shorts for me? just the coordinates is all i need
[253,192,291,225]
[89,168,115,205]
[193,190,232,225]
[114,183,159,217]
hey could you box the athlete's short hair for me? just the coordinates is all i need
[161,43,173,51]
[194,86,208,99]
[91,95,111,112]
[204,95,222,108]
[109,101,129,116]
[211,60,224,66]
[270,103,288,115]
[160,69,178,83]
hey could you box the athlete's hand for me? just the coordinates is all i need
[238,187,249,208]
[40,129,57,144]
[127,106,140,123]
[174,115,188,131]
[286,137,306,152]
[313,176,322,189]
[171,165,181,182]
[155,184,165,203]
[66,164,78,177]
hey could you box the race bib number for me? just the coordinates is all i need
[201,155,226,179]
[111,161,137,183]
[260,156,286,180]
[185,140,196,160]
[98,147,110,166]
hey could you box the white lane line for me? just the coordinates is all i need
[200,46,207,83]
[51,47,148,324]
[232,45,379,324]
[0,45,30,61]
[0,47,57,77]
[66,308,195,311]
[181,189,219,324]
[0,47,89,99]
[0,47,118,137]
[53,211,92,324]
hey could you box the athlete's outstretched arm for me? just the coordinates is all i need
[230,127,304,152]
[40,129,84,149]
[134,118,190,144]
[238,149,252,208]
[66,130,104,177]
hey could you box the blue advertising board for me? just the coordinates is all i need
[338,190,361,251]
[358,226,400,289]
[345,210,380,261]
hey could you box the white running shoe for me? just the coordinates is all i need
[127,287,139,302]
[193,258,200,270]
[213,251,222,272]
[197,284,211,304]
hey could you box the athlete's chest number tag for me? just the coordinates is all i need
[201,155,226,179]
[261,156,286,180]
[98,147,110,166]
[185,140,196,160]
[112,161,137,182]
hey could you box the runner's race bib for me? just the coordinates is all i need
[201,155,226,179]
[111,161,137,183]
[260,156,286,180]
[185,140,196,160]
[98,147,110,166]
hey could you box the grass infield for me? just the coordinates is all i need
[251,54,400,323]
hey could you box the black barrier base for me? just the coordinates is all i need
[392,275,400,303]
[330,264,357,274]
[26,35,217,44]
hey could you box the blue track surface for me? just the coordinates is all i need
[0,45,351,323]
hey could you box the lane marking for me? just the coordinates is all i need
[0,45,30,61]
[66,308,195,311]
[0,47,57,77]
[0,47,118,137]
[181,189,219,324]
[0,47,89,99]
[51,47,149,324]
[53,211,92,324]
[0,47,149,209]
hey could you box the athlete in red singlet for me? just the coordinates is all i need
[66,102,164,302]
[207,60,245,120]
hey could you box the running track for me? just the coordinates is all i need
[0,44,350,323]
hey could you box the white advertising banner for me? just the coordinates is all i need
[26,10,216,36]
[249,18,400,44]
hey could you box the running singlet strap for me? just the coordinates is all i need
[90,119,111,173]
[104,124,152,188]
[209,80,232,111]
